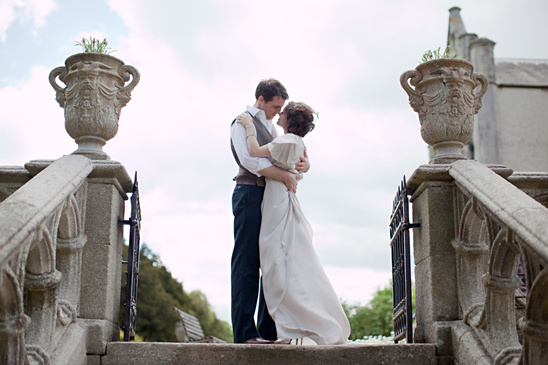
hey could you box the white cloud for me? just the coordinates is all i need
[0,0,57,41]
[0,1,17,42]
[24,0,56,28]
[0,65,73,164]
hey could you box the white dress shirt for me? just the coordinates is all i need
[231,105,278,177]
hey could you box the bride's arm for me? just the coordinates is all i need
[236,112,271,158]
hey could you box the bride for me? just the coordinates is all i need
[236,102,351,345]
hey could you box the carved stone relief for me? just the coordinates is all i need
[401,58,488,164]
[49,53,140,160]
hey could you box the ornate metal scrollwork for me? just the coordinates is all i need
[389,177,420,343]
[120,172,141,342]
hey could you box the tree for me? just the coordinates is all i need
[185,290,233,341]
[342,280,415,340]
[119,243,232,342]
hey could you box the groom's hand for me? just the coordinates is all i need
[258,166,298,193]
[283,173,298,193]
[296,150,310,173]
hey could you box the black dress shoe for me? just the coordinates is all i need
[243,337,275,344]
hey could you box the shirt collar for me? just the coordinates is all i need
[246,105,268,125]
[246,105,276,136]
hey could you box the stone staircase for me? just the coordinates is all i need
[101,342,437,365]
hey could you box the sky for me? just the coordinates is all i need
[1,0,548,325]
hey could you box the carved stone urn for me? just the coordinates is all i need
[400,58,488,164]
[49,53,140,160]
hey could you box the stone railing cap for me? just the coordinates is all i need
[25,158,133,193]
[408,162,513,196]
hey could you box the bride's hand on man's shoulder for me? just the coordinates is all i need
[236,112,253,128]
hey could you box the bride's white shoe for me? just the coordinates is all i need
[275,339,292,344]
[274,338,304,345]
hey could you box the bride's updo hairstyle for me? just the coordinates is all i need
[284,102,317,137]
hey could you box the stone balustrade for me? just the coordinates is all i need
[0,156,133,365]
[0,155,92,364]
[408,160,548,365]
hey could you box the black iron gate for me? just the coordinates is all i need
[121,172,141,341]
[389,176,419,343]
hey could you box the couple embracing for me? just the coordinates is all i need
[230,78,351,345]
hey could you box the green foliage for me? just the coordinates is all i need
[342,280,415,340]
[119,329,144,342]
[420,46,459,63]
[186,290,234,340]
[119,243,233,342]
[75,37,114,54]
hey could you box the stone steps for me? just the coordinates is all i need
[101,342,437,365]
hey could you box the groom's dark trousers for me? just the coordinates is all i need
[231,184,277,343]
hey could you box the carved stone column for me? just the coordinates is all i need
[55,190,88,328]
[522,268,548,365]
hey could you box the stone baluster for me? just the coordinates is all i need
[55,191,87,329]
[0,251,31,365]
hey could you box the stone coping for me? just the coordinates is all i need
[0,166,31,184]
[508,172,548,190]
[407,162,513,197]
[0,155,93,263]
[23,158,133,195]
[408,161,548,198]
[102,342,437,365]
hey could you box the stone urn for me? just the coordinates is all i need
[400,58,488,164]
[49,53,140,160]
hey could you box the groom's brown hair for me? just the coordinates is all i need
[255,78,288,102]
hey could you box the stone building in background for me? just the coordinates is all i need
[446,7,548,172]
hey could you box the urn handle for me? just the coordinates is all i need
[472,72,489,113]
[117,65,141,107]
[49,66,68,107]
[400,69,423,113]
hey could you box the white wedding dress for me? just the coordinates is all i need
[259,133,351,345]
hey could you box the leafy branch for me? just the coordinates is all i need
[420,46,458,63]
[75,37,115,54]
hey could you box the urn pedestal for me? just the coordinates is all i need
[400,59,488,164]
[49,53,140,160]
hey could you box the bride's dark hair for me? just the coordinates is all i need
[285,102,317,137]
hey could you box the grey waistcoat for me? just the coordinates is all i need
[230,114,274,187]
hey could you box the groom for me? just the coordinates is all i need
[230,78,309,344]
